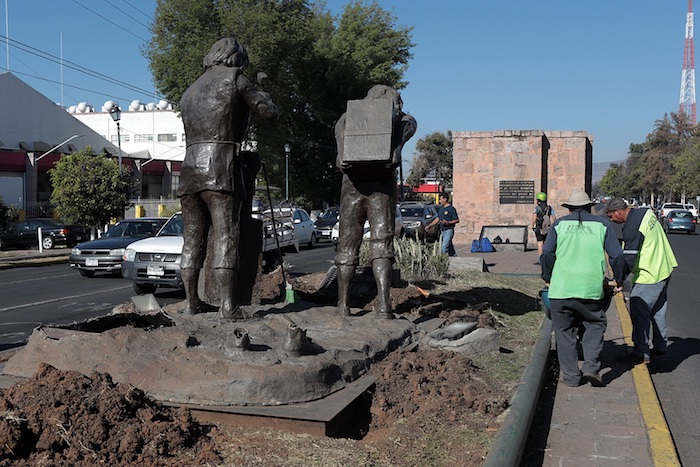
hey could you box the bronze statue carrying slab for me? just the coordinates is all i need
[334,85,417,319]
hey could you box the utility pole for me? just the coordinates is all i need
[680,0,697,124]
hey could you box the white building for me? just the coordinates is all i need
[0,72,184,217]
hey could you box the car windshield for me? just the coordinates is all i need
[319,209,338,220]
[400,207,423,218]
[157,214,184,236]
[105,220,161,237]
[670,211,693,218]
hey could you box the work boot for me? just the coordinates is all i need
[336,264,355,316]
[181,268,203,315]
[372,258,394,319]
[582,372,605,387]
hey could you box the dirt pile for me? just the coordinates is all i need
[0,364,220,466]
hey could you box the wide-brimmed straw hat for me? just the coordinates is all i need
[561,189,596,209]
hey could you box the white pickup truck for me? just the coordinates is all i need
[121,211,298,295]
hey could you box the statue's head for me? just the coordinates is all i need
[204,37,249,69]
[365,85,403,112]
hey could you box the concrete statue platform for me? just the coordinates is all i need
[2,300,417,407]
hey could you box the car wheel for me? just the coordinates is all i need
[307,232,317,248]
[42,236,55,250]
[133,282,157,295]
[79,270,95,277]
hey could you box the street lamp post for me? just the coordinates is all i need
[108,103,122,172]
[284,142,291,201]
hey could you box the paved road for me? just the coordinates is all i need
[650,232,700,465]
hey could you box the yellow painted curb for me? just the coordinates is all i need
[614,293,680,466]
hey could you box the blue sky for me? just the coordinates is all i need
[0,1,693,168]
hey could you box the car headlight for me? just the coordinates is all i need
[109,248,125,257]
[175,255,181,265]
[71,247,81,255]
[123,249,136,262]
[409,221,422,228]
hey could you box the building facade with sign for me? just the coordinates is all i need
[451,130,592,248]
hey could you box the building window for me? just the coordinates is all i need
[182,133,186,142]
[158,133,177,142]
[110,134,130,143]
[135,134,154,143]
[171,174,180,196]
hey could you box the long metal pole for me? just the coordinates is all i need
[285,151,289,201]
[116,121,122,172]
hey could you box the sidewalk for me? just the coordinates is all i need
[0,246,70,269]
[452,244,675,466]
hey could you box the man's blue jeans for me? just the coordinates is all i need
[440,228,456,256]
[629,277,671,358]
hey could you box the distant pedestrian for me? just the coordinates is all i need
[532,192,556,264]
[541,189,626,387]
[429,193,459,256]
[606,197,678,365]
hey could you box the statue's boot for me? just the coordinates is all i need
[181,268,203,315]
[216,268,241,319]
[372,258,394,319]
[336,264,355,316]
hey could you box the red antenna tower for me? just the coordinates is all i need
[680,0,696,124]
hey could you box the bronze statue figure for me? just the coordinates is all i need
[177,37,279,317]
[334,85,417,319]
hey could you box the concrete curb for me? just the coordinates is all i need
[482,315,553,467]
[0,255,69,270]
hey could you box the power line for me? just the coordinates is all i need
[0,34,163,101]
[102,0,151,30]
[121,0,153,22]
[69,0,148,42]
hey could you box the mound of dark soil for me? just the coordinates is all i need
[0,364,220,466]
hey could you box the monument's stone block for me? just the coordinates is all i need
[341,99,394,164]
[452,130,592,249]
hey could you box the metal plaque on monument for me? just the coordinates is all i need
[342,99,394,163]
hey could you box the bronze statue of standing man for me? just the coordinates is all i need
[334,85,417,319]
[178,37,279,317]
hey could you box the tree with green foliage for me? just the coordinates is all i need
[671,141,700,199]
[144,0,414,207]
[407,131,453,189]
[49,149,135,229]
[599,112,699,205]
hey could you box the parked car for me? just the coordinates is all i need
[0,218,85,250]
[659,203,685,218]
[313,207,339,242]
[684,203,699,218]
[122,213,185,294]
[331,206,405,247]
[123,210,299,295]
[69,217,167,277]
[662,209,696,234]
[264,206,317,248]
[399,202,439,241]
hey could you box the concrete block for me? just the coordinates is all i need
[448,256,488,273]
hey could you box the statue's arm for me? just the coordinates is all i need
[335,114,349,171]
[390,113,417,167]
[237,74,279,121]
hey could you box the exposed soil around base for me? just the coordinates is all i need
[0,269,542,466]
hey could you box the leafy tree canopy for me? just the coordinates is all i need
[406,131,453,188]
[49,149,135,229]
[145,0,414,207]
[598,111,700,204]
